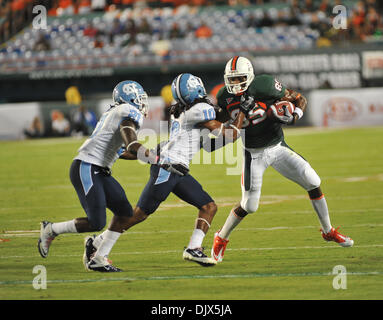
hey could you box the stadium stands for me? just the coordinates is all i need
[0,1,382,74]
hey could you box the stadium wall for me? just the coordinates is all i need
[2,87,383,141]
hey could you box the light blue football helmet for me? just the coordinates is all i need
[171,73,207,106]
[112,80,148,116]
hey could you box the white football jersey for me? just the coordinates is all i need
[75,103,144,169]
[160,102,216,168]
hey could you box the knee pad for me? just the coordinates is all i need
[303,166,321,191]
[240,194,260,214]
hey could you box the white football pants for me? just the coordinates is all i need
[240,141,321,213]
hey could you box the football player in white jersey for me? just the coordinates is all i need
[38,80,159,272]
[85,73,250,271]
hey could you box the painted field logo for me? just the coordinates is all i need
[323,97,362,122]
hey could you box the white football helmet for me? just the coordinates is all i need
[224,56,255,95]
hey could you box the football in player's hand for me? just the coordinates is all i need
[267,101,295,120]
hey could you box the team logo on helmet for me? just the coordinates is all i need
[186,76,202,90]
[122,83,138,95]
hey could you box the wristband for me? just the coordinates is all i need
[293,107,303,119]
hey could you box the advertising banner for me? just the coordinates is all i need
[251,52,361,90]
[307,88,383,127]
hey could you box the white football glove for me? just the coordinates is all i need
[270,104,294,124]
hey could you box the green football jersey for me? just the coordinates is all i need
[216,74,286,148]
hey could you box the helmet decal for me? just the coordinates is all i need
[231,56,239,71]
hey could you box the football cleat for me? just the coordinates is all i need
[37,221,57,258]
[183,247,217,267]
[211,231,229,262]
[87,255,122,272]
[83,235,97,271]
[321,227,354,247]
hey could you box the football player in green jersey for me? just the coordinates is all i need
[211,56,354,263]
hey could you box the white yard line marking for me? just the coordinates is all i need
[1,193,382,214]
[2,223,383,238]
[0,270,382,286]
[0,223,383,237]
[1,244,383,260]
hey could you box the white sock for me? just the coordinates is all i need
[311,196,332,233]
[187,228,205,249]
[219,210,243,240]
[51,220,77,235]
[95,230,121,258]
[93,230,108,249]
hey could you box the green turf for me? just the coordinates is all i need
[0,126,382,300]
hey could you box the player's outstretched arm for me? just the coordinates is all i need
[202,109,246,143]
[282,89,307,125]
[119,119,157,163]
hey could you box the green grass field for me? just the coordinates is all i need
[0,126,382,301]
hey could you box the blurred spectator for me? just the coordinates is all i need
[33,32,51,52]
[150,35,171,57]
[65,86,82,105]
[195,22,212,38]
[56,0,75,16]
[48,0,60,16]
[318,0,332,16]
[78,0,92,14]
[160,84,173,126]
[94,34,104,48]
[121,34,144,56]
[109,18,124,43]
[258,11,274,27]
[124,18,138,39]
[91,0,106,11]
[365,6,380,36]
[319,80,333,89]
[51,110,71,137]
[302,0,316,13]
[71,105,97,136]
[169,22,184,39]
[138,17,152,34]
[83,22,99,37]
[24,116,44,139]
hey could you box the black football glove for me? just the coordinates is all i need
[160,163,189,176]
